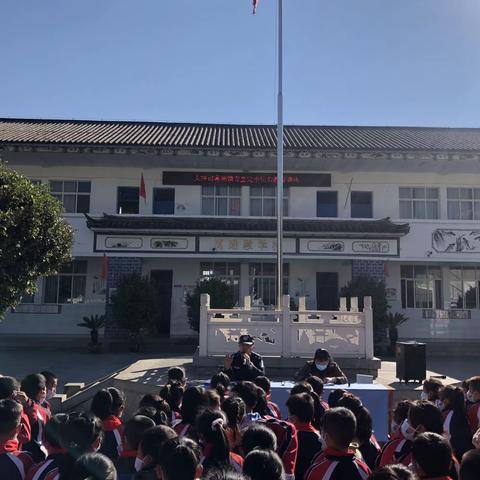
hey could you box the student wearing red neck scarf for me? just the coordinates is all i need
[411,432,454,480]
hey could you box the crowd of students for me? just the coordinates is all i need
[2,366,480,480]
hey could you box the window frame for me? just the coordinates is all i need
[152,187,175,215]
[117,186,140,214]
[400,265,442,309]
[43,260,88,304]
[249,186,289,217]
[49,180,91,214]
[249,262,289,307]
[448,266,480,309]
[351,191,373,218]
[200,262,240,304]
[316,191,338,218]
[447,187,480,221]
[201,185,241,216]
[399,186,439,220]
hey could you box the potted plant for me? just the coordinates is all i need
[385,311,409,354]
[77,314,105,353]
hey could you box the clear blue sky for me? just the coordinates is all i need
[1,0,480,127]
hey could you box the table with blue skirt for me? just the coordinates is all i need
[269,381,393,442]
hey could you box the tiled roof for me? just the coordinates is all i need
[1,118,480,152]
[85,214,410,236]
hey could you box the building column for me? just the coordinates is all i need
[239,262,250,305]
[104,257,143,346]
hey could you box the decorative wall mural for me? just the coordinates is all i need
[432,229,480,253]
[105,237,143,249]
[306,240,344,252]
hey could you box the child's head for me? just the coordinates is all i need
[286,393,314,424]
[305,376,324,397]
[407,400,444,437]
[44,413,69,451]
[0,376,20,400]
[41,370,58,399]
[206,389,221,410]
[155,437,202,480]
[412,432,452,478]
[321,407,356,451]
[167,367,186,385]
[134,406,169,426]
[243,449,284,480]
[180,386,209,424]
[221,396,246,429]
[210,373,230,399]
[467,376,480,403]
[138,393,172,424]
[460,448,480,480]
[21,373,47,403]
[124,415,155,451]
[440,385,465,413]
[369,464,415,480]
[63,412,103,456]
[70,452,116,480]
[327,388,347,408]
[230,382,258,412]
[290,382,323,428]
[107,387,125,417]
[159,380,185,412]
[138,425,177,469]
[422,377,443,401]
[254,376,271,395]
[196,408,230,462]
[392,400,413,427]
[90,388,125,420]
[0,399,22,440]
[241,424,277,456]
[203,470,247,480]
[337,394,372,445]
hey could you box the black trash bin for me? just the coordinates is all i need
[396,341,426,383]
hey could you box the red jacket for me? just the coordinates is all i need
[19,412,32,447]
[305,448,370,480]
[23,400,51,462]
[99,415,124,460]
[377,437,412,466]
[26,452,64,480]
[0,439,34,480]
[467,401,480,434]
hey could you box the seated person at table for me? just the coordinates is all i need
[295,348,347,384]
[223,335,264,382]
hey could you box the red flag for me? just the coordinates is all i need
[140,172,146,202]
[101,253,108,281]
[253,0,259,14]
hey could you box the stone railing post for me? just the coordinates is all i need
[339,297,347,312]
[199,293,210,357]
[364,296,374,359]
[350,297,359,312]
[282,294,291,357]
[298,296,306,322]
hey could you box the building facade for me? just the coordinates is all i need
[1,119,480,348]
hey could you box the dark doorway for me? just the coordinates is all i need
[316,272,339,310]
[150,270,173,335]
[153,188,175,214]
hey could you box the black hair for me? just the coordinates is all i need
[167,366,186,383]
[221,396,245,430]
[140,425,177,460]
[0,376,19,400]
[196,408,230,466]
[286,393,314,423]
[41,370,58,384]
[159,380,185,413]
[90,389,114,421]
[290,382,323,428]
[203,470,247,480]
[230,382,258,410]
[44,413,69,449]
[305,376,324,396]
[423,377,443,394]
[210,372,230,399]
[408,400,444,434]
[241,423,277,456]
[327,388,347,408]
[322,407,356,450]
[253,385,271,417]
[314,348,331,362]
[243,449,284,480]
[206,389,221,409]
[254,376,271,395]
[393,400,414,425]
[138,393,172,424]
[440,385,466,414]
[134,406,169,426]
[337,393,373,446]
[0,398,22,435]
[155,437,201,480]
[412,432,452,477]
[369,464,416,480]
[70,452,116,480]
[180,386,209,425]
[21,373,46,401]
[468,376,480,393]
[107,387,125,417]
[124,415,155,450]
[460,448,480,480]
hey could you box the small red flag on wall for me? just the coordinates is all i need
[101,253,108,281]
[140,173,146,202]
[253,0,259,14]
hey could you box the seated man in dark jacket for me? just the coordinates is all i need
[223,335,265,381]
[295,348,347,384]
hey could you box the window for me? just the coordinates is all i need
[401,265,442,309]
[351,191,373,218]
[316,191,338,217]
[117,187,139,214]
[153,188,175,214]
[447,188,480,220]
[250,186,289,216]
[201,185,241,216]
[399,187,439,219]
[30,179,42,185]
[449,266,480,309]
[49,180,91,213]
[44,260,87,304]
[249,263,289,307]
[200,262,240,303]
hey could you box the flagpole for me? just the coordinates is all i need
[276,0,284,310]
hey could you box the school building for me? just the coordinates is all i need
[1,118,480,352]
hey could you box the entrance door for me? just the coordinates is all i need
[150,270,173,335]
[316,272,339,310]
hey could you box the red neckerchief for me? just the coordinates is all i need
[102,415,122,431]
[292,421,318,433]
[324,447,355,458]
[0,439,19,454]
[121,449,137,458]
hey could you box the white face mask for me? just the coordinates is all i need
[401,419,416,442]
[134,457,144,472]
[315,362,328,371]
[420,392,428,401]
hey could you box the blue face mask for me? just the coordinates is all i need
[315,362,328,371]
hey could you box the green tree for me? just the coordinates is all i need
[0,162,73,318]
[111,273,162,334]
[185,277,235,331]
